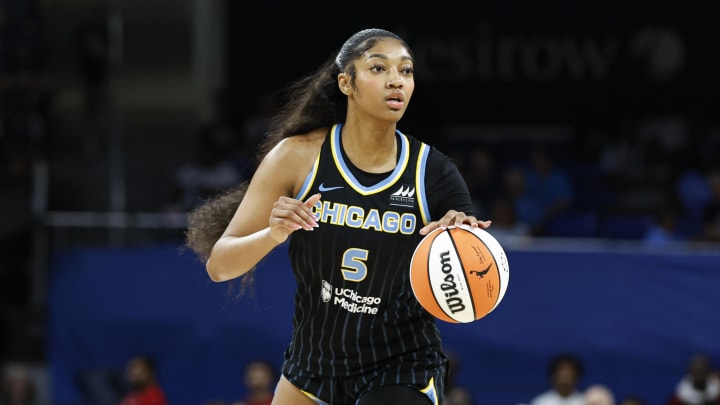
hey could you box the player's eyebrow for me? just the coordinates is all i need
[366,54,413,62]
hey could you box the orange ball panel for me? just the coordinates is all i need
[409,229,458,323]
[447,227,501,319]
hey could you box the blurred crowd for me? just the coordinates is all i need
[166,89,720,248]
[445,112,720,245]
[441,351,720,405]
[5,352,717,405]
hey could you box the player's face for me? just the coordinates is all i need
[346,39,414,122]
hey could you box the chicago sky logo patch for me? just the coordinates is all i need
[390,185,415,208]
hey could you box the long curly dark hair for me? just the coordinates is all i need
[184,29,413,293]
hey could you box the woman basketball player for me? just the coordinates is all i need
[186,28,490,405]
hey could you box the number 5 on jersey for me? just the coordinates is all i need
[342,248,369,282]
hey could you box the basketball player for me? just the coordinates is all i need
[186,28,490,405]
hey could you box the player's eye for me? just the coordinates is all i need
[370,64,386,73]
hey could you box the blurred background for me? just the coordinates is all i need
[1,0,719,404]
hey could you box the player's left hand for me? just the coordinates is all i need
[419,210,491,236]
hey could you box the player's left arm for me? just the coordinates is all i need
[419,148,491,235]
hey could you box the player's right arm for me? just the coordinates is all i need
[205,132,323,282]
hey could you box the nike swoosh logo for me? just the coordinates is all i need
[319,183,344,192]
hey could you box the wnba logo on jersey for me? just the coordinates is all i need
[321,280,332,302]
[390,185,415,208]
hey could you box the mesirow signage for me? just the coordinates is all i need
[409,22,685,84]
[227,10,717,122]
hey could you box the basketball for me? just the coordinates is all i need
[409,225,510,323]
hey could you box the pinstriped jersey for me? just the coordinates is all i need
[283,123,453,377]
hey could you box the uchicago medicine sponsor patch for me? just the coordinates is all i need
[321,280,382,315]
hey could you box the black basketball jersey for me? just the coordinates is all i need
[282,123,463,378]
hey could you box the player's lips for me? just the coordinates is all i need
[386,92,404,109]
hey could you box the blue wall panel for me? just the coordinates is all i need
[48,243,720,405]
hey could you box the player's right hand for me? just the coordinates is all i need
[268,193,321,243]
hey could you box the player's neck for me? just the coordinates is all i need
[340,119,397,173]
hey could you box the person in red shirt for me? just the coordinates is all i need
[119,355,169,405]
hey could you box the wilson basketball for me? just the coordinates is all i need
[410,225,510,323]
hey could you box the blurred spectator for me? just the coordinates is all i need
[636,125,686,189]
[597,125,640,182]
[643,208,685,246]
[463,146,504,218]
[504,166,531,226]
[667,353,720,405]
[673,164,711,240]
[584,384,615,405]
[119,355,168,405]
[504,147,574,236]
[486,195,530,244]
[0,366,37,405]
[231,360,276,405]
[674,165,712,223]
[529,353,584,405]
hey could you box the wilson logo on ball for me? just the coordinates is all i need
[438,251,466,315]
[410,225,510,323]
